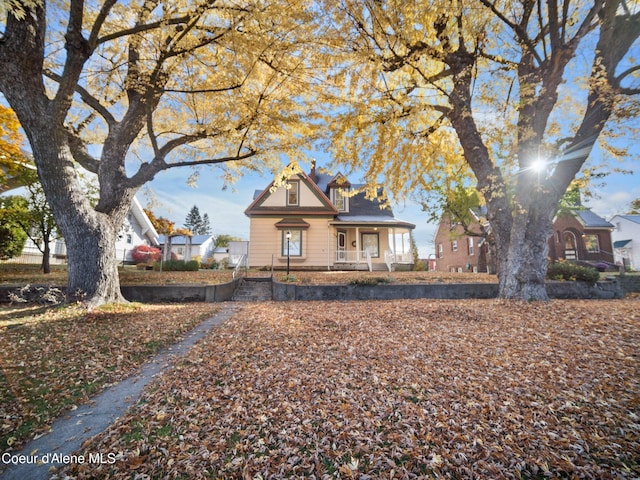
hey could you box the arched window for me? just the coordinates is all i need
[563,231,578,260]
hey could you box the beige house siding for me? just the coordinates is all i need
[249,217,332,269]
[259,176,325,208]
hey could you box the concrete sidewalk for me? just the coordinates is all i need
[0,304,240,480]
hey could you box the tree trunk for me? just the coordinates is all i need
[63,216,126,306]
[500,211,554,301]
[41,240,51,274]
[26,126,129,307]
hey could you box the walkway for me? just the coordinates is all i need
[0,304,241,480]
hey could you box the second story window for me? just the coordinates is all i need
[452,240,458,252]
[438,243,443,258]
[287,181,299,206]
[333,188,348,212]
[468,237,474,255]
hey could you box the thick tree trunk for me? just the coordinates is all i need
[500,212,553,301]
[26,126,129,307]
[63,216,126,306]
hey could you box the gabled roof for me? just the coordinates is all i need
[573,209,614,229]
[614,215,640,224]
[327,172,351,189]
[245,169,338,217]
[130,197,159,246]
[245,165,414,229]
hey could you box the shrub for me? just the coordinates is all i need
[547,261,600,283]
[153,260,200,271]
[131,245,162,264]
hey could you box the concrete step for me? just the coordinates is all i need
[233,279,272,301]
[371,263,391,272]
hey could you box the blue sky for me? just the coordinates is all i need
[142,144,639,259]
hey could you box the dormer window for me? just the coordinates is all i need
[333,188,348,212]
[327,173,351,212]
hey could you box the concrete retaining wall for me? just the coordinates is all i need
[0,279,240,304]
[120,280,239,303]
[613,275,640,294]
[273,279,623,301]
[0,277,623,304]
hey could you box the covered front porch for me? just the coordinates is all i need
[329,220,414,272]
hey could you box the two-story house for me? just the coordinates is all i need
[244,164,415,271]
[435,208,615,273]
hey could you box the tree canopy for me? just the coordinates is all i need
[0,0,329,305]
[322,0,639,299]
[0,105,34,193]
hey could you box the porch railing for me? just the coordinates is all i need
[334,250,369,264]
[232,254,247,280]
[388,252,414,264]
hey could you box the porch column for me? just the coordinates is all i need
[327,222,331,271]
[392,228,397,259]
[356,227,360,262]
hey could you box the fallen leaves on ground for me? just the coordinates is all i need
[278,271,499,285]
[59,299,639,479]
[0,264,233,286]
[0,302,219,453]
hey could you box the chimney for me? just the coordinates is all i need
[309,159,317,183]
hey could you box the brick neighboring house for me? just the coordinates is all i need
[548,209,615,268]
[434,214,493,273]
[434,208,615,273]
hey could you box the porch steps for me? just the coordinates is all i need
[233,278,272,302]
[371,263,391,272]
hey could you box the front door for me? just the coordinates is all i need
[337,231,346,261]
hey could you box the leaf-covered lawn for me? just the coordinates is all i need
[0,264,233,286]
[0,302,219,453]
[277,271,499,285]
[59,299,639,479]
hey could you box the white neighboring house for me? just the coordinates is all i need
[4,196,159,265]
[116,197,160,263]
[610,215,640,271]
[159,234,215,262]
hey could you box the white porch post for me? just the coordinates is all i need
[356,227,360,262]
[392,228,397,259]
[327,222,331,271]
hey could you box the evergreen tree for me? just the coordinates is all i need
[184,205,202,234]
[200,213,212,235]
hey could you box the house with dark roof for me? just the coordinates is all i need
[434,207,615,273]
[548,209,615,269]
[244,164,415,271]
[610,215,640,271]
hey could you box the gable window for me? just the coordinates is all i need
[282,230,302,256]
[584,234,600,253]
[286,181,299,206]
[438,243,443,258]
[362,233,380,258]
[333,188,348,212]
[468,237,474,255]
